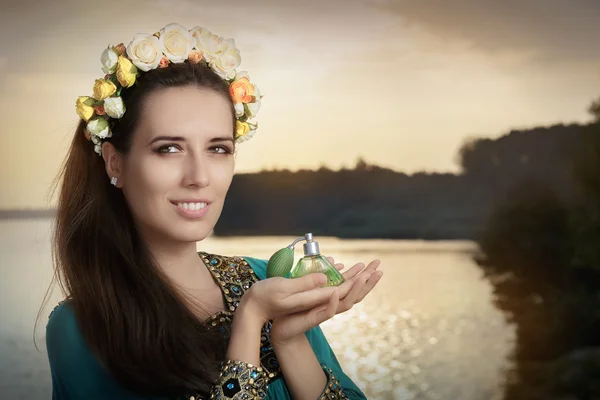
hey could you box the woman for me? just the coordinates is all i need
[46,23,383,400]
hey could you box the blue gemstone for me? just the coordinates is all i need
[251,371,259,379]
[211,259,218,265]
[232,286,240,293]
[227,382,235,390]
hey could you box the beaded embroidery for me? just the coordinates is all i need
[209,360,268,400]
[319,366,349,399]
[199,252,282,382]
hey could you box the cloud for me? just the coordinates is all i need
[374,0,600,63]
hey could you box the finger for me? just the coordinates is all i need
[313,289,339,324]
[283,286,337,313]
[333,271,366,299]
[339,271,372,311]
[284,272,327,294]
[341,263,366,280]
[363,259,381,273]
[355,270,383,302]
[341,259,380,283]
[327,256,345,272]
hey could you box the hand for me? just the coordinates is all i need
[327,257,383,313]
[270,258,383,346]
[239,273,339,325]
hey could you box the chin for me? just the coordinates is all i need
[171,225,213,243]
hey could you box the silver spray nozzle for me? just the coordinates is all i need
[287,233,321,256]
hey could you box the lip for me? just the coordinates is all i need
[170,199,211,220]
[170,199,212,204]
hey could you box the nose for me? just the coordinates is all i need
[183,153,210,188]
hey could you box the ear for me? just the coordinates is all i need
[101,141,124,188]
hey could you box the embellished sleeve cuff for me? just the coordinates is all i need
[318,366,349,399]
[209,360,268,400]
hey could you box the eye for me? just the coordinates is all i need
[210,145,233,154]
[155,144,181,154]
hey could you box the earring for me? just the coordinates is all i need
[110,177,118,186]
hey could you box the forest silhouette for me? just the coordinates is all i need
[216,123,585,241]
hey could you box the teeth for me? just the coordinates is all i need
[177,202,207,211]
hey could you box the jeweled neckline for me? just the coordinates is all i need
[197,252,255,323]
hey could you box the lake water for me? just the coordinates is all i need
[0,219,514,400]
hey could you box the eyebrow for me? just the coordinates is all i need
[148,135,234,145]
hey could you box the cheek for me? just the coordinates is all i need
[124,157,180,211]
[213,159,235,193]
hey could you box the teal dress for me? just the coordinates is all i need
[46,253,366,399]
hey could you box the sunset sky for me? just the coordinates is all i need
[1,0,600,208]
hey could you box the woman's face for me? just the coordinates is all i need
[120,86,235,244]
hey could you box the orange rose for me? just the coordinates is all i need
[158,56,169,68]
[114,43,126,56]
[94,105,106,115]
[229,76,255,104]
[188,51,203,64]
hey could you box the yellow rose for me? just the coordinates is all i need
[236,122,257,143]
[76,96,95,122]
[116,55,138,88]
[235,120,250,138]
[92,79,117,101]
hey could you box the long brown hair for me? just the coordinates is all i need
[48,62,237,397]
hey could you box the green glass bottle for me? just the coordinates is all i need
[289,233,345,287]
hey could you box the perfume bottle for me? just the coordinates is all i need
[266,233,345,287]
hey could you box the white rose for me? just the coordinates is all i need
[94,144,102,155]
[245,100,261,119]
[211,43,241,79]
[160,23,193,63]
[190,26,212,50]
[234,70,250,81]
[87,117,110,139]
[100,47,119,74]
[234,102,244,118]
[191,27,228,62]
[126,33,162,72]
[253,85,261,100]
[104,96,126,119]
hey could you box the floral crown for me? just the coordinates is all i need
[75,23,261,156]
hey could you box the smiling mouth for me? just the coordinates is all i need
[170,201,211,219]
[172,201,208,211]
